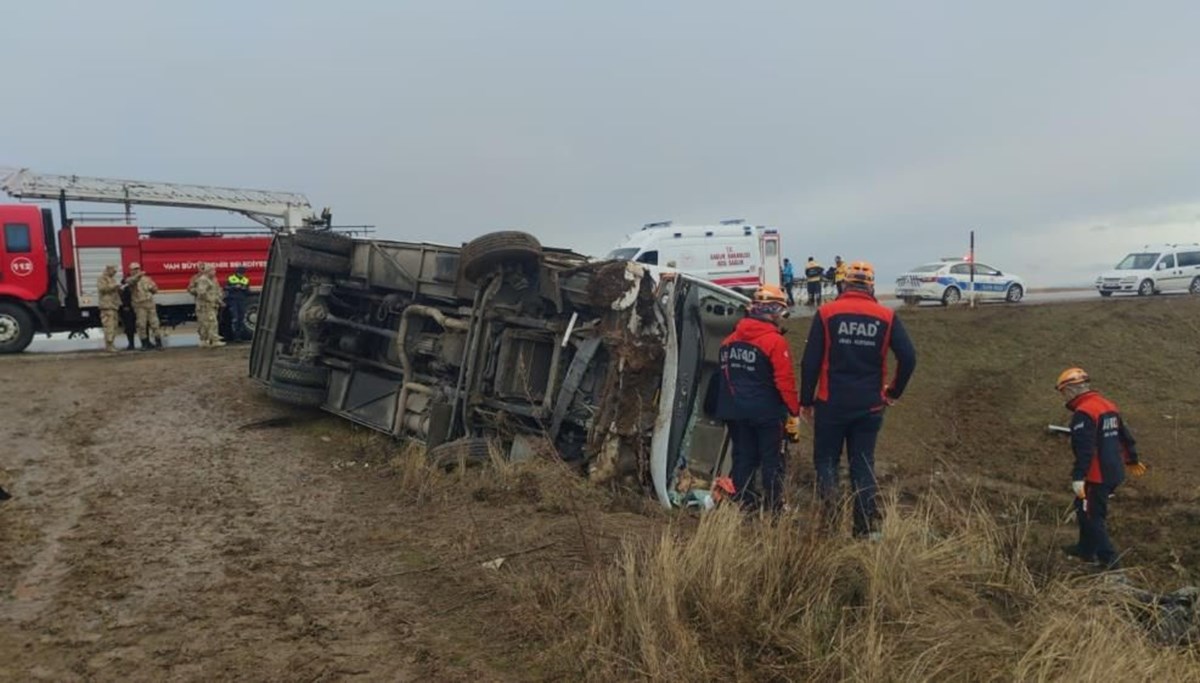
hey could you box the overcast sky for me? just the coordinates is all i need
[4,1,1199,286]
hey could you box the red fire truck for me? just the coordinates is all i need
[0,170,339,353]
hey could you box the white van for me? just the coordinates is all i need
[606,220,782,293]
[1095,243,1200,297]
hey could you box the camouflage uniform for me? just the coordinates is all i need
[96,266,122,352]
[128,265,162,347]
[186,264,208,302]
[190,266,225,347]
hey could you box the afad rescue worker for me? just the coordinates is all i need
[1056,368,1147,570]
[127,262,164,351]
[96,265,122,353]
[715,285,801,512]
[833,256,847,294]
[800,261,916,537]
[804,257,824,307]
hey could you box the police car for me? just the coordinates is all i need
[894,259,1026,306]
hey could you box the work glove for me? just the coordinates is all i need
[1071,481,1086,499]
[1126,461,1148,478]
[784,416,801,443]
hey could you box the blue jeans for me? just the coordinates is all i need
[813,407,883,535]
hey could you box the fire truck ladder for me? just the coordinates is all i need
[0,169,326,232]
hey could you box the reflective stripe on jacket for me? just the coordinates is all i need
[800,290,916,412]
[716,316,800,420]
[1068,391,1138,485]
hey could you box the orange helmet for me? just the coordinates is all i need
[844,261,875,286]
[1055,367,1090,391]
[753,284,788,305]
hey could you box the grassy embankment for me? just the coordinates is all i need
[316,296,1199,680]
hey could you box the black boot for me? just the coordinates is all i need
[154,337,164,351]
[141,337,153,352]
[125,336,136,351]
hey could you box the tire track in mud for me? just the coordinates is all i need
[0,350,423,681]
[3,381,112,624]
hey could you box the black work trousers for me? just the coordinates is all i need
[728,419,785,513]
[813,407,883,536]
[1075,483,1119,569]
[119,306,137,346]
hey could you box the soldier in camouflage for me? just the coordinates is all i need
[186,263,206,298]
[128,262,164,351]
[96,264,122,353]
[190,264,225,347]
[186,264,206,332]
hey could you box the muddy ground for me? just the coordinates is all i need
[0,345,636,681]
[2,297,1198,681]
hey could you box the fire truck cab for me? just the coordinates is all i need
[1,205,53,306]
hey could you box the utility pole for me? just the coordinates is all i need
[969,230,976,309]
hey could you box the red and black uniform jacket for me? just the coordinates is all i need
[1068,391,1138,485]
[715,316,800,421]
[800,290,916,413]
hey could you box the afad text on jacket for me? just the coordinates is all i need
[1068,390,1139,485]
[800,290,917,413]
[716,316,800,421]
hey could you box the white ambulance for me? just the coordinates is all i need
[605,220,782,293]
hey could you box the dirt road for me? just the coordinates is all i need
[0,347,507,681]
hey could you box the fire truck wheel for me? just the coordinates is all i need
[461,231,542,284]
[244,299,260,333]
[270,356,329,388]
[290,246,351,276]
[266,378,326,408]
[427,437,494,471]
[0,303,35,354]
[293,230,353,256]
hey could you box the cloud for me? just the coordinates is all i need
[2,1,1199,289]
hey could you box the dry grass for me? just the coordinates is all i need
[577,493,1199,681]
[362,422,1199,681]
[344,298,1200,680]
[359,430,1200,681]
[388,441,446,503]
